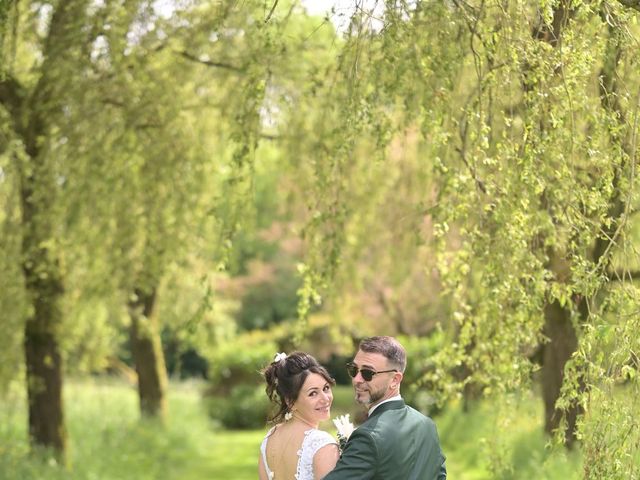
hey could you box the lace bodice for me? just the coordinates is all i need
[260,427,337,480]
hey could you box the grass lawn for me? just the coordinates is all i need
[0,378,584,479]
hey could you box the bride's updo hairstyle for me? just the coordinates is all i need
[263,351,335,423]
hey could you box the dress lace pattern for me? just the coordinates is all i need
[261,428,337,480]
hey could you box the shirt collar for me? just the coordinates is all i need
[368,394,402,416]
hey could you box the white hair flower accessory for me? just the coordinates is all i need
[273,352,288,363]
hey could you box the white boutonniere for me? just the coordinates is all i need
[332,414,355,443]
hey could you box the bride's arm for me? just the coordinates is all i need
[313,443,340,479]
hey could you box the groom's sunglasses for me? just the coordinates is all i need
[346,362,398,382]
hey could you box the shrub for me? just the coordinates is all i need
[205,326,288,428]
[207,385,272,429]
[207,329,282,396]
[397,333,445,415]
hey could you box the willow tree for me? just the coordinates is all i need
[1,0,338,454]
[66,0,309,418]
[0,0,263,453]
[286,0,640,473]
[419,0,640,460]
[0,0,103,458]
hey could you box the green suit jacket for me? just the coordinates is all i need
[323,399,446,480]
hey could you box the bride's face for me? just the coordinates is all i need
[293,373,334,426]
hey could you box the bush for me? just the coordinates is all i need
[207,329,281,396]
[208,385,272,429]
[205,327,290,428]
[397,333,445,416]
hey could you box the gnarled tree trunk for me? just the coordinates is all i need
[128,286,168,419]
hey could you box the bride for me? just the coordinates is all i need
[259,352,340,480]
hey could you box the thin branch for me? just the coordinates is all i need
[102,98,127,108]
[265,0,279,23]
[176,50,244,72]
[607,269,640,282]
[260,133,281,141]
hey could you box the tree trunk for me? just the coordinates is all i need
[541,299,581,446]
[13,68,68,458]
[128,286,168,419]
[529,2,585,447]
[20,159,67,459]
[538,20,629,444]
[24,314,66,456]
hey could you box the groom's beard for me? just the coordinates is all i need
[354,383,385,406]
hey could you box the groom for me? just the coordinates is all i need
[323,336,447,480]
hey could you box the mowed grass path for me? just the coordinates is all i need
[0,378,582,479]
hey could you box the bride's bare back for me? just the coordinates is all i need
[259,423,339,480]
[266,423,307,478]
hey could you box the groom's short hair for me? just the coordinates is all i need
[359,336,406,372]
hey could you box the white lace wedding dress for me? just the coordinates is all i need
[260,427,337,480]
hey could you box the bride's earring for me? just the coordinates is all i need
[284,405,295,421]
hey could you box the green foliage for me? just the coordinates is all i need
[438,391,583,479]
[0,378,263,479]
[204,328,281,428]
[397,333,447,413]
[157,265,238,377]
[281,0,639,468]
[206,328,281,392]
[0,139,25,390]
[561,284,640,478]
[60,300,126,374]
[235,267,301,330]
[220,150,305,331]
[2,0,640,474]
[207,384,271,429]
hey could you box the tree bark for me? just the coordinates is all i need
[5,53,69,457]
[19,121,67,460]
[24,311,66,456]
[19,155,68,459]
[128,286,168,419]
[541,298,581,446]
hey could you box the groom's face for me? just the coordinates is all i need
[351,350,397,407]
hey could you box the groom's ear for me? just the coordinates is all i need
[391,371,403,389]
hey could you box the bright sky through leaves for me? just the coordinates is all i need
[300,0,384,32]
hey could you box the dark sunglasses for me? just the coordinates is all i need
[346,362,398,382]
